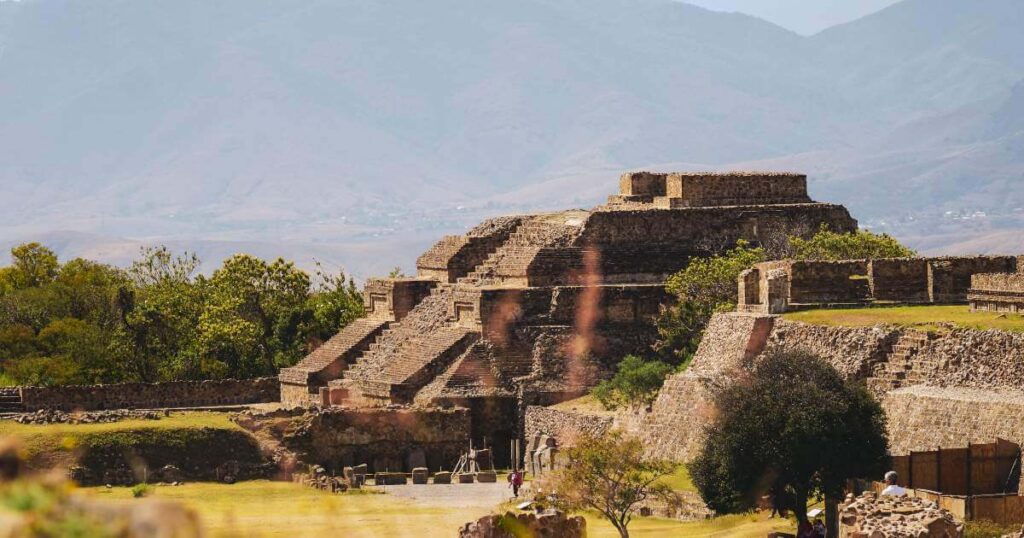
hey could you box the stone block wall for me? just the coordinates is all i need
[882,386,1024,456]
[21,378,280,411]
[870,258,929,302]
[663,172,810,207]
[616,172,811,208]
[619,171,667,197]
[523,406,614,446]
[969,272,1024,313]
[626,313,776,462]
[766,260,870,304]
[278,406,470,473]
[929,256,1018,303]
[749,256,1022,311]
[578,204,857,285]
[364,278,437,321]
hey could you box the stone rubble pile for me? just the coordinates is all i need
[459,509,586,538]
[839,492,963,538]
[13,408,165,425]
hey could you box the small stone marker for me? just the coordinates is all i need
[412,467,428,484]
[476,471,497,483]
[458,472,475,484]
[433,471,452,484]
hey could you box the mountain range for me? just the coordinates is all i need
[1,0,1022,278]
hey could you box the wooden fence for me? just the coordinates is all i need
[891,438,1020,495]
[869,482,1024,525]
[869,439,1024,524]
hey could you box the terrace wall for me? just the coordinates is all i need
[740,256,1021,312]
[21,378,279,411]
[278,407,470,473]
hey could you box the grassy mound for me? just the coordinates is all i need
[783,305,1024,333]
[0,412,263,482]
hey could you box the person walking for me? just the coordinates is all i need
[507,469,524,497]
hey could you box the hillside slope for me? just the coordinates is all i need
[0,0,1022,274]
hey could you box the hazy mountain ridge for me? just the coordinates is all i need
[0,0,1022,277]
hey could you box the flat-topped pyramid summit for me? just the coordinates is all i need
[279,170,856,458]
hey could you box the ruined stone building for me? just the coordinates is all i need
[279,171,856,465]
[969,272,1024,313]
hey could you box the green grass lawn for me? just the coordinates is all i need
[0,412,242,469]
[81,480,794,538]
[660,465,697,493]
[783,304,1024,333]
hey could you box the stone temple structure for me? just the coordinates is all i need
[279,171,856,465]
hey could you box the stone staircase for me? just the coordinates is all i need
[867,331,939,397]
[0,388,23,413]
[457,214,585,286]
[338,285,482,403]
[278,319,389,389]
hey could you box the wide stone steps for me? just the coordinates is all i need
[456,216,582,286]
[345,285,456,381]
[278,319,388,385]
[378,326,478,386]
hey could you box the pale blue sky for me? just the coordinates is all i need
[683,0,902,35]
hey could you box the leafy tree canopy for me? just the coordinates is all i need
[539,431,679,538]
[688,349,889,526]
[0,243,364,386]
[789,225,916,261]
[592,355,674,410]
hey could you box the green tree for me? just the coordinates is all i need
[789,226,916,261]
[540,431,679,538]
[115,247,205,382]
[307,263,364,344]
[657,241,766,365]
[689,349,888,533]
[4,243,60,290]
[592,355,674,410]
[36,317,110,384]
[199,254,311,377]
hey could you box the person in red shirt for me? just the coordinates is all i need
[507,469,524,497]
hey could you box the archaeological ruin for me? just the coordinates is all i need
[739,256,1022,313]
[969,271,1024,313]
[277,171,857,467]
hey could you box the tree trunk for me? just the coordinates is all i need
[825,493,840,538]
[794,485,809,526]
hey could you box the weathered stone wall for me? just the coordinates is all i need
[766,320,1024,391]
[663,172,810,207]
[364,278,437,321]
[870,258,929,302]
[21,378,280,412]
[764,319,897,380]
[615,172,811,208]
[73,427,269,486]
[753,256,1021,310]
[883,386,1024,455]
[930,256,1018,303]
[577,204,857,285]
[970,272,1024,313]
[523,406,614,446]
[277,407,470,473]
